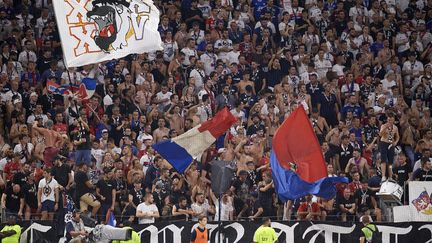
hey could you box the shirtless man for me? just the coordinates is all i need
[234,138,255,174]
[276,81,292,115]
[345,149,370,178]
[165,105,184,134]
[32,120,63,167]
[310,108,329,143]
[118,73,136,96]
[185,163,200,190]
[378,113,399,182]
[153,118,170,143]
[236,72,255,95]
[220,138,236,161]
[249,128,266,161]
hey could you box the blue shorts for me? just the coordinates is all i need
[41,200,55,212]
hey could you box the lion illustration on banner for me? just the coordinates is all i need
[87,0,132,52]
[411,190,432,215]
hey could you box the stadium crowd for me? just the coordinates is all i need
[0,0,431,230]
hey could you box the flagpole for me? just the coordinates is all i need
[62,60,84,131]
[218,193,222,243]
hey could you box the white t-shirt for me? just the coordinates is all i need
[191,200,211,221]
[214,199,233,221]
[225,51,241,65]
[200,52,218,75]
[332,64,345,76]
[38,177,58,202]
[214,38,233,62]
[314,59,332,80]
[137,202,159,224]
[156,91,173,106]
[380,78,397,93]
[91,149,105,169]
[181,47,197,66]
[0,158,8,171]
[13,143,34,163]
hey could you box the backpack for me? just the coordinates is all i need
[365,225,382,243]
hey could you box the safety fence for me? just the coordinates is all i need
[9,220,432,243]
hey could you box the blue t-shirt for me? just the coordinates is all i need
[252,0,267,19]
[341,104,363,117]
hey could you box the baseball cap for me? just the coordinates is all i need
[238,170,248,176]
[217,148,226,154]
[102,129,108,133]
[377,94,386,100]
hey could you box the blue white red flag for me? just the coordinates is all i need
[152,108,237,173]
[47,80,69,95]
[73,78,96,100]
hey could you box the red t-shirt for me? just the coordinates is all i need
[4,161,21,181]
[53,123,68,133]
[297,201,321,220]
[348,181,362,193]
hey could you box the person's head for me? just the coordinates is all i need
[158,118,166,128]
[238,170,248,181]
[6,216,16,226]
[144,192,154,204]
[72,211,81,222]
[352,171,360,182]
[422,157,432,171]
[43,167,52,179]
[198,215,208,227]
[195,193,205,204]
[343,188,351,198]
[179,196,188,207]
[341,135,349,145]
[327,163,334,174]
[246,161,255,171]
[361,215,372,225]
[262,217,271,227]
[12,184,21,194]
[353,149,361,159]
[161,168,170,178]
[387,113,395,124]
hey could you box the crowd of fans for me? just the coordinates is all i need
[0,0,431,229]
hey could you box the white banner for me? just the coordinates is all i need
[395,181,432,222]
[53,0,162,67]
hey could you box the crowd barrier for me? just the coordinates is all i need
[8,220,432,243]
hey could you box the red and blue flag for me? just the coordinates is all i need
[271,106,348,201]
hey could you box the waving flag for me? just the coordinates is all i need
[73,78,96,100]
[47,80,69,94]
[271,106,348,201]
[153,108,237,173]
[106,209,117,226]
[47,78,96,100]
[53,0,163,67]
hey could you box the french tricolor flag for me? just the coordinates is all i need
[152,108,237,173]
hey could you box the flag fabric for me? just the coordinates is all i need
[271,151,348,201]
[47,80,69,95]
[106,209,117,226]
[53,0,163,68]
[47,78,96,100]
[271,106,348,201]
[272,106,327,183]
[152,108,237,173]
[72,78,97,100]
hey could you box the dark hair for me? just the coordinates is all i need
[198,215,207,222]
